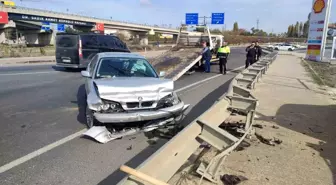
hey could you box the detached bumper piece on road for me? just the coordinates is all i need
[83,104,190,144]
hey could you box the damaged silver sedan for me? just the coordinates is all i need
[80,52,189,143]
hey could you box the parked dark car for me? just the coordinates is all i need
[55,33,130,69]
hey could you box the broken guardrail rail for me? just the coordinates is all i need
[116,48,278,185]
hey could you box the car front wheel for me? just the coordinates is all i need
[274,48,279,50]
[86,106,97,128]
[288,48,293,51]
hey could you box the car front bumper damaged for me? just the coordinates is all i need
[83,104,190,143]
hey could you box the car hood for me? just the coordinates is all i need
[93,77,174,102]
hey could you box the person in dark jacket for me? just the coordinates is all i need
[200,41,212,73]
[245,42,257,68]
[255,41,262,61]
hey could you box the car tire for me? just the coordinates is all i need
[64,67,73,71]
[274,48,279,50]
[288,48,293,51]
[85,106,97,128]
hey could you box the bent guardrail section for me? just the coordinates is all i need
[117,49,278,185]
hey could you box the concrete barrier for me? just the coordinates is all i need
[117,48,278,185]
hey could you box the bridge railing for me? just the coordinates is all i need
[2,5,179,31]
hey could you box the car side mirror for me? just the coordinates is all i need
[81,71,91,78]
[159,71,166,78]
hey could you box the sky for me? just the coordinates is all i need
[16,0,336,33]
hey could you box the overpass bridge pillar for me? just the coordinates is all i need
[139,35,148,45]
[132,33,148,46]
[173,34,178,43]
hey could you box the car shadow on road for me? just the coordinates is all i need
[255,104,336,184]
[96,79,233,185]
[52,66,83,73]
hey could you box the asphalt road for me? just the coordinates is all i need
[0,47,246,185]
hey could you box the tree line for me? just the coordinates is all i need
[286,13,310,38]
[210,22,285,37]
[287,21,309,38]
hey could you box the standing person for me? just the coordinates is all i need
[216,42,231,74]
[245,42,257,68]
[255,41,262,61]
[199,41,212,73]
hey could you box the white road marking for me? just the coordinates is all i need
[0,129,87,174]
[0,71,59,76]
[0,65,245,174]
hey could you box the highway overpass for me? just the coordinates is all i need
[0,5,199,46]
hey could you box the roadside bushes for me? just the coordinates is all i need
[0,44,54,58]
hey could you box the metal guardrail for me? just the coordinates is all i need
[116,48,278,185]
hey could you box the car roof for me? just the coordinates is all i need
[56,33,117,36]
[97,52,146,59]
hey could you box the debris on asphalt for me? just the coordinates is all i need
[235,141,251,152]
[147,140,157,145]
[200,142,211,149]
[235,146,245,151]
[228,108,247,116]
[255,132,282,146]
[274,138,283,145]
[272,125,279,129]
[220,174,248,185]
[219,122,245,137]
[231,112,237,116]
[253,124,263,129]
[127,145,132,150]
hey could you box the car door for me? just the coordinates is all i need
[282,44,287,50]
[284,43,292,50]
[80,35,100,67]
[55,34,79,65]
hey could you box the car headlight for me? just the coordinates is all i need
[90,100,123,113]
[101,104,110,111]
[157,92,180,108]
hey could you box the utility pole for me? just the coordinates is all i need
[199,16,211,26]
[256,19,259,30]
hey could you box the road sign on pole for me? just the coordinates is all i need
[185,13,198,25]
[41,21,50,31]
[57,24,65,32]
[211,13,225,24]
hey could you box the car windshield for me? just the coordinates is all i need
[95,57,158,78]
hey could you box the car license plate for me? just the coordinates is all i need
[62,59,71,63]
